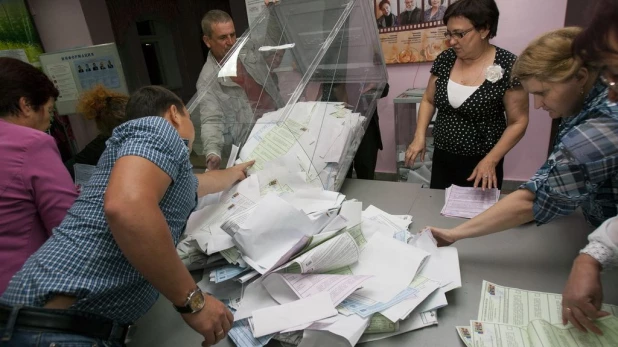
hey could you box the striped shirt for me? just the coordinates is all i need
[523,81,618,227]
[1,116,198,324]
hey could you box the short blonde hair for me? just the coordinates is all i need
[512,27,589,83]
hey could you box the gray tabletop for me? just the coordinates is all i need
[128,180,618,347]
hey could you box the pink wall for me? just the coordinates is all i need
[28,0,102,150]
[376,0,568,181]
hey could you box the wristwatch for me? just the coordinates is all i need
[174,287,205,314]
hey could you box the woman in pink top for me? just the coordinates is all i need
[0,57,78,294]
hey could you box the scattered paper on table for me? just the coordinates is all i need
[252,291,338,338]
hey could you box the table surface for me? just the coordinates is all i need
[128,179,618,347]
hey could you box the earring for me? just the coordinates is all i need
[580,87,585,95]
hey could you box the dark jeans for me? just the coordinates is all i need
[430,147,504,190]
[0,329,120,347]
[1,305,124,347]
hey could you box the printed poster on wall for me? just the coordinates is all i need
[73,56,121,91]
[376,0,457,64]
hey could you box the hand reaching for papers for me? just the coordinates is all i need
[561,254,610,335]
[427,226,457,247]
[404,137,426,167]
[228,160,254,181]
[181,293,234,346]
[467,156,498,190]
[206,155,221,171]
[197,161,255,197]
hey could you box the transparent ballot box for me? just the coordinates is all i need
[187,0,388,191]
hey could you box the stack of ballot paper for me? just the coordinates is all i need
[456,281,618,347]
[441,185,500,219]
[236,101,366,192]
[176,169,464,346]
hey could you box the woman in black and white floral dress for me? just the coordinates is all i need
[405,0,529,190]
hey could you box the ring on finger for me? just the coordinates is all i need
[216,330,225,337]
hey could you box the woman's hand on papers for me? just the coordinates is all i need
[404,137,426,167]
[561,254,610,335]
[467,157,498,191]
[427,226,457,246]
[182,294,234,346]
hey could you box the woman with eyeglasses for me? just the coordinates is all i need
[405,0,529,190]
[561,0,618,336]
[429,26,618,284]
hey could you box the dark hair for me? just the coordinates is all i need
[379,0,391,10]
[77,85,129,137]
[0,57,59,118]
[443,0,500,39]
[573,0,618,64]
[125,85,185,121]
[427,0,445,6]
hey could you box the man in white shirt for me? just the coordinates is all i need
[191,10,283,170]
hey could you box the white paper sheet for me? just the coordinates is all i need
[258,43,296,51]
[321,215,349,234]
[408,228,438,255]
[227,144,240,169]
[298,314,370,347]
[363,205,411,230]
[194,192,221,211]
[379,276,441,322]
[340,201,362,228]
[417,247,461,292]
[349,233,429,303]
[218,37,249,78]
[358,311,438,343]
[264,273,372,306]
[233,194,316,271]
[280,189,343,214]
[233,280,280,321]
[252,292,338,337]
[220,174,260,205]
[414,287,448,313]
[279,231,361,274]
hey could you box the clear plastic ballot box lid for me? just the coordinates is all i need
[187,0,388,191]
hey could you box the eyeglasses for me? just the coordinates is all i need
[600,67,617,92]
[444,27,475,40]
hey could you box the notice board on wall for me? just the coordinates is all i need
[39,43,128,115]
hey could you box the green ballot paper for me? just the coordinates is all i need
[469,315,618,347]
